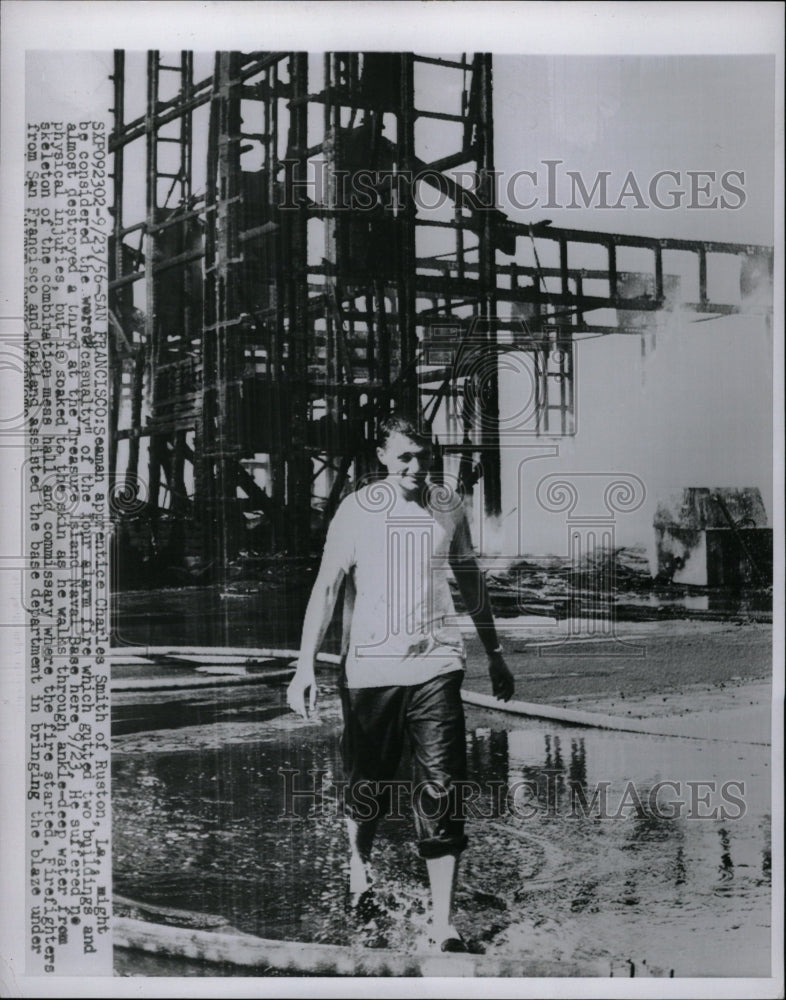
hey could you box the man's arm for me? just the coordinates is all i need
[450,520,515,701]
[286,562,345,718]
[287,507,351,718]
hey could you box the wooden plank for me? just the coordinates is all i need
[114,916,598,977]
[111,668,294,692]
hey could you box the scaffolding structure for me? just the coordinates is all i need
[108,50,774,574]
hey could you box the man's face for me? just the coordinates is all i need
[376,431,433,494]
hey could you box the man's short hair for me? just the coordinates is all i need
[377,411,431,449]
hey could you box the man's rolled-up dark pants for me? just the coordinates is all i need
[339,670,469,859]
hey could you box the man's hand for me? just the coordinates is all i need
[488,650,514,702]
[286,663,318,719]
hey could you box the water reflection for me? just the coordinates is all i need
[113,681,287,736]
[569,738,587,787]
[673,845,687,887]
[112,684,771,963]
[621,872,640,908]
[718,827,734,882]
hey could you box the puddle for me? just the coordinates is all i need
[112,674,771,976]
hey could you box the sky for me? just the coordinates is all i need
[493,54,775,245]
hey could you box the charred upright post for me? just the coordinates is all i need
[476,53,501,518]
[202,51,245,574]
[285,53,312,556]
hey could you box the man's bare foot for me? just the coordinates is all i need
[348,854,373,905]
[429,924,485,955]
[430,922,460,947]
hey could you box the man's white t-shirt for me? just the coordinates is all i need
[322,481,472,689]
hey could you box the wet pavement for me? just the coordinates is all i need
[112,667,772,977]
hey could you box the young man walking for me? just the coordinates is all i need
[287,413,514,952]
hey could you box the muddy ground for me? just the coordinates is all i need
[465,618,772,711]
